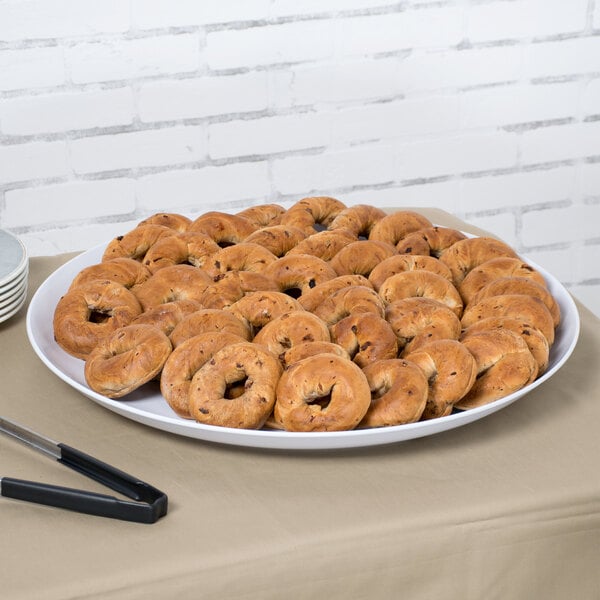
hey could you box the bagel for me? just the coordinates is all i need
[131,299,202,337]
[368,254,453,291]
[312,285,385,326]
[384,297,462,356]
[160,331,248,418]
[461,316,549,376]
[243,225,307,257]
[438,236,519,285]
[469,276,560,327]
[202,243,278,278]
[461,294,555,345]
[131,264,213,311]
[206,271,279,307]
[378,270,463,317]
[368,210,433,247]
[297,274,373,313]
[359,359,429,427]
[189,342,282,429]
[328,204,387,237]
[141,231,220,273]
[69,257,152,291]
[102,224,176,262]
[137,212,191,233]
[169,308,252,348]
[54,280,142,359]
[286,228,357,261]
[281,341,351,367]
[84,324,172,399]
[395,226,467,257]
[459,257,548,304]
[280,196,347,234]
[456,329,537,409]
[226,291,304,336]
[330,312,398,367]
[187,211,257,246]
[274,354,371,432]
[329,240,397,278]
[236,203,286,228]
[263,253,337,298]
[253,310,331,360]
[404,339,477,420]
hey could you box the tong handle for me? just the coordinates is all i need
[1,477,162,524]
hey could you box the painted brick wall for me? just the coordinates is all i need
[0,0,599,317]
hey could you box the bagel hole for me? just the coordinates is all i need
[88,309,111,324]
[283,287,302,299]
[307,392,332,410]
[224,377,248,400]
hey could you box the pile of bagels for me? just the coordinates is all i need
[53,197,560,432]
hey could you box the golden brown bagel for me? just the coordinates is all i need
[169,308,252,348]
[330,312,398,367]
[469,276,560,327]
[395,226,467,257]
[461,294,555,345]
[243,225,307,256]
[456,329,537,409]
[404,339,477,420]
[384,297,462,356]
[359,359,429,427]
[329,240,397,278]
[131,264,212,311]
[297,274,373,312]
[141,231,220,273]
[286,228,357,261]
[461,316,549,376]
[281,341,351,367]
[84,324,172,399]
[189,342,282,429]
[236,203,286,228]
[253,310,331,360]
[202,243,278,278]
[368,254,453,291]
[54,280,142,359]
[438,236,519,285]
[368,210,433,247]
[378,270,464,317]
[69,257,152,291]
[280,196,347,234]
[226,291,303,336]
[328,204,387,237]
[312,285,385,326]
[131,299,202,337]
[138,212,191,232]
[264,254,337,298]
[458,257,548,304]
[160,331,248,418]
[274,354,371,432]
[187,211,257,245]
[102,224,176,262]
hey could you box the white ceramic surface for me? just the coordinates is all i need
[0,229,27,287]
[26,241,580,450]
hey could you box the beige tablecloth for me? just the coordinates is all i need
[1,209,599,600]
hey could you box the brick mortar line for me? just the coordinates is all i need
[2,149,599,196]
[2,86,597,146]
[1,15,598,56]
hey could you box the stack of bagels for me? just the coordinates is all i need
[53,198,560,432]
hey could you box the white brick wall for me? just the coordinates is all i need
[0,0,599,318]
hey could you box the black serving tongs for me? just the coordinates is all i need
[0,417,167,524]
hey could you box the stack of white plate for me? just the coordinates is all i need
[0,229,28,324]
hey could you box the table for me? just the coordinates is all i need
[1,209,599,600]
